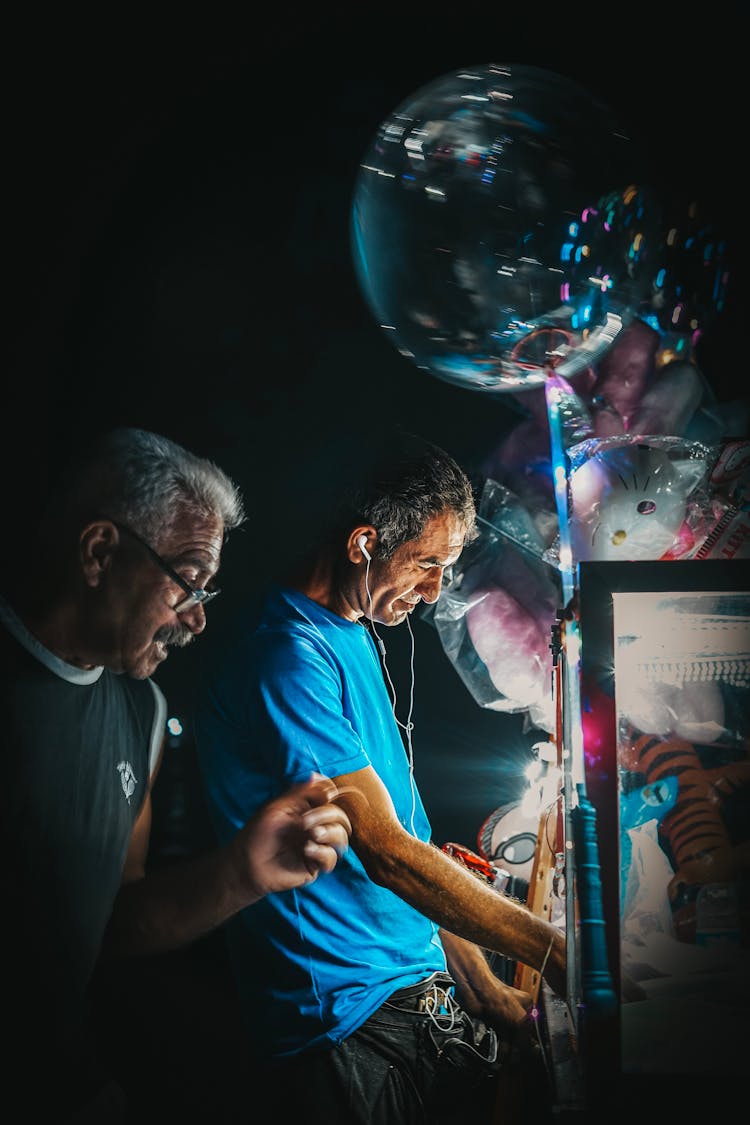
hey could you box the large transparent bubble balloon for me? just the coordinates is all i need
[351,62,660,392]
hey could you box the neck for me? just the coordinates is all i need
[15,598,99,670]
[287,555,361,623]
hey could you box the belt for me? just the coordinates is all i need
[385,972,456,1014]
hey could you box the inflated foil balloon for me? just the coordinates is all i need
[351,62,660,392]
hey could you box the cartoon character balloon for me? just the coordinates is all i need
[351,62,659,393]
[477,800,540,884]
[567,435,710,562]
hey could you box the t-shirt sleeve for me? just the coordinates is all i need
[147,679,167,778]
[256,631,371,782]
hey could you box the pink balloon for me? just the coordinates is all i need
[466,586,553,726]
[590,319,660,432]
[631,359,705,437]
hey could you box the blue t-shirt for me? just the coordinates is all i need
[193,586,447,1057]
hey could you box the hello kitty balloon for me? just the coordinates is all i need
[567,435,710,562]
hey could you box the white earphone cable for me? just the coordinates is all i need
[364,553,418,833]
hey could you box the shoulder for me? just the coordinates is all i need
[108,673,165,740]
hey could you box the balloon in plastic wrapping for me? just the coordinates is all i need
[466,586,555,730]
[351,62,660,393]
[567,435,710,562]
[429,478,560,731]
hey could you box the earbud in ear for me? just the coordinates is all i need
[357,535,371,562]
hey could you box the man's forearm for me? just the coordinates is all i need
[101,842,256,958]
[440,929,501,1010]
[362,835,565,993]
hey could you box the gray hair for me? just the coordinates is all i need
[321,429,478,561]
[46,427,245,547]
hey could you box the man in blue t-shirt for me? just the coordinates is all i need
[194,429,566,1125]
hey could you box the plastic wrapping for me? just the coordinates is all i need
[564,434,712,564]
[426,478,561,732]
[538,433,749,567]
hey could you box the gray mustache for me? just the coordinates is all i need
[155,624,195,648]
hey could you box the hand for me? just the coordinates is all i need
[480,977,535,1054]
[235,772,352,900]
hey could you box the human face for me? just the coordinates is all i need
[362,512,466,627]
[112,522,221,612]
[106,512,225,678]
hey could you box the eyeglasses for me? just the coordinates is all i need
[111,520,221,613]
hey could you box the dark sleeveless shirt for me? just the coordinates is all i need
[0,595,166,1109]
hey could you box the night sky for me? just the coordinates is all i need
[6,18,743,848]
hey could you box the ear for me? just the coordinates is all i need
[347,527,376,564]
[80,520,119,588]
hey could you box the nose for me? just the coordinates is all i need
[180,603,207,635]
[415,569,444,605]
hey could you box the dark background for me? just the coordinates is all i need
[5,21,743,850]
[4,17,745,1120]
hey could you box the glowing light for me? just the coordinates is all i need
[565,624,581,667]
[520,787,542,818]
[588,276,609,291]
[533,740,557,763]
[558,545,573,572]
[525,759,542,782]
[167,716,183,736]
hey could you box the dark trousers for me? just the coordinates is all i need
[260,998,502,1125]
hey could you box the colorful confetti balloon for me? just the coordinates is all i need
[351,62,660,393]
